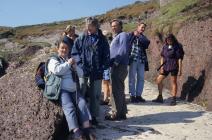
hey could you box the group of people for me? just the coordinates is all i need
[47,17,184,140]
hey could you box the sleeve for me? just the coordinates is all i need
[138,35,150,49]
[102,37,110,70]
[48,59,71,76]
[71,37,82,65]
[75,64,83,78]
[114,33,129,64]
[161,46,165,57]
[176,44,184,60]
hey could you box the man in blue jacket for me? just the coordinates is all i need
[105,19,130,121]
[128,22,150,103]
[72,17,110,125]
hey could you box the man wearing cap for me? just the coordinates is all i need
[71,17,110,125]
[105,19,130,121]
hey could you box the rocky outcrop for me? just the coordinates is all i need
[145,18,212,110]
[0,50,69,139]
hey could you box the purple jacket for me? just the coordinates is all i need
[161,44,184,71]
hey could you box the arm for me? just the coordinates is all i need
[114,33,129,65]
[178,59,182,76]
[102,38,110,70]
[138,35,150,49]
[160,57,165,74]
[71,37,82,65]
[48,59,71,76]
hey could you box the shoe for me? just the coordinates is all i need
[100,100,109,105]
[152,95,164,103]
[68,129,86,140]
[105,113,126,121]
[136,96,146,102]
[170,97,177,106]
[130,96,137,103]
[90,117,98,126]
[82,128,96,140]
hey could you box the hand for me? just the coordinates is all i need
[67,58,75,65]
[178,70,182,76]
[160,67,164,74]
[134,31,139,37]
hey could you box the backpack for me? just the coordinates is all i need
[35,56,62,100]
[35,62,45,90]
[43,56,63,100]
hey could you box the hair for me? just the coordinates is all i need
[85,17,99,28]
[64,25,75,34]
[55,38,68,48]
[138,22,147,27]
[165,33,180,46]
[110,19,123,29]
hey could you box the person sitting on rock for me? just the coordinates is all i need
[152,33,184,106]
[48,39,96,140]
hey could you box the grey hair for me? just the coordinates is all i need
[85,17,100,28]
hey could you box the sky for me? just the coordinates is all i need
[0,0,147,27]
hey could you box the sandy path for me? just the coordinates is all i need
[96,80,212,140]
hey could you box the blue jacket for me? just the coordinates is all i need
[110,32,130,66]
[71,29,110,80]
[128,32,150,71]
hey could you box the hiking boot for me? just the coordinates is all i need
[170,97,177,106]
[152,95,164,103]
[100,100,109,105]
[130,96,137,103]
[136,96,146,102]
[68,129,86,140]
[90,117,98,126]
[105,113,127,121]
[82,128,96,140]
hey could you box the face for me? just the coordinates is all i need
[167,38,173,45]
[87,24,97,34]
[57,42,69,58]
[111,21,122,34]
[137,24,146,34]
[67,28,75,36]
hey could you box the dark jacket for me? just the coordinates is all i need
[71,29,110,80]
[128,32,150,71]
[63,34,79,58]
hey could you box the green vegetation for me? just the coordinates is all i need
[147,0,211,35]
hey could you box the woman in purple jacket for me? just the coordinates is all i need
[152,34,184,105]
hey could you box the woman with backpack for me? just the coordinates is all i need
[152,34,184,106]
[47,39,95,140]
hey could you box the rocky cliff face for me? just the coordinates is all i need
[0,48,69,140]
[145,18,212,110]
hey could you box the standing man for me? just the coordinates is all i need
[72,17,110,125]
[128,22,150,103]
[105,19,130,121]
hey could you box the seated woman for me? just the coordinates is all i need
[152,34,184,106]
[48,39,95,140]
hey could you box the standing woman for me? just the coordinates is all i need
[152,34,184,105]
[63,25,79,58]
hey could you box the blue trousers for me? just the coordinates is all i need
[129,61,145,97]
[59,90,91,131]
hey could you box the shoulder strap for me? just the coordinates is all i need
[45,55,62,75]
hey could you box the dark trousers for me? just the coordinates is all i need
[110,65,128,117]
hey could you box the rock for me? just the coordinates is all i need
[0,60,68,140]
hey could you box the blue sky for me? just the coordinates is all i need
[0,0,147,27]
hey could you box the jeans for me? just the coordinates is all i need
[59,90,91,131]
[129,61,145,97]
